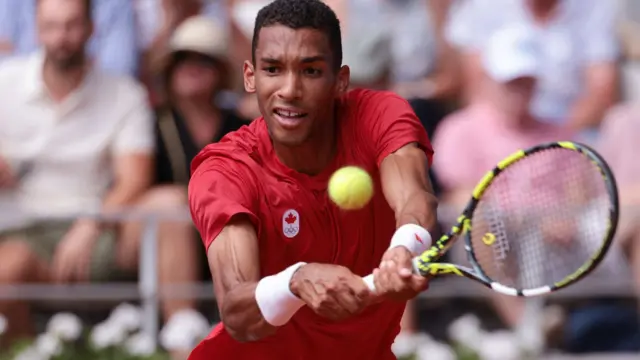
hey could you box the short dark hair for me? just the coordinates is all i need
[37,0,92,21]
[252,0,342,70]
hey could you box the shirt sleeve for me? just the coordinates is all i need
[360,91,433,167]
[112,80,154,154]
[189,158,260,250]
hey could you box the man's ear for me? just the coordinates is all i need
[243,60,256,93]
[336,65,350,95]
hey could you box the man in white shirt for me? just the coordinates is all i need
[0,0,155,343]
[447,0,619,131]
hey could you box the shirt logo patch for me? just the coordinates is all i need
[282,209,300,238]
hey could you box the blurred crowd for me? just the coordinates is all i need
[0,0,639,357]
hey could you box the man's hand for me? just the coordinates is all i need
[372,247,428,301]
[290,263,372,322]
[51,220,102,283]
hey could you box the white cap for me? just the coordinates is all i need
[169,15,229,61]
[482,25,540,83]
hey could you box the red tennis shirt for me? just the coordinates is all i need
[188,89,433,360]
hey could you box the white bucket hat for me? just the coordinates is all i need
[162,15,232,88]
[482,24,541,83]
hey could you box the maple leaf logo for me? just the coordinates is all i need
[415,233,424,244]
[285,212,297,224]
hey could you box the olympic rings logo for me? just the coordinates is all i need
[284,226,299,235]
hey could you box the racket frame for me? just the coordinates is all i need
[414,141,620,297]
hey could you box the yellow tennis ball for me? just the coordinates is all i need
[328,166,374,210]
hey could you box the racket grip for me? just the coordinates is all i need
[362,274,375,291]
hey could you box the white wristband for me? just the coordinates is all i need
[389,224,432,255]
[255,262,306,326]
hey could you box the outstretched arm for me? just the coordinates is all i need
[209,216,373,341]
[363,91,437,300]
[190,162,305,343]
[381,143,438,234]
[207,216,280,342]
[371,143,437,300]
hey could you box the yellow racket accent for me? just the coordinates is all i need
[482,233,496,246]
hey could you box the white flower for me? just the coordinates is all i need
[447,313,483,351]
[478,330,521,360]
[35,333,63,357]
[46,312,83,341]
[108,303,143,332]
[124,332,156,356]
[90,321,127,350]
[0,313,7,335]
[412,333,434,346]
[160,309,210,351]
[391,332,420,357]
[13,346,46,360]
[416,341,456,360]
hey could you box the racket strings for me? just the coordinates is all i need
[469,149,611,291]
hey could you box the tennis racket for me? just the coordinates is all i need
[363,141,619,297]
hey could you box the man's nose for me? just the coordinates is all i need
[277,72,303,101]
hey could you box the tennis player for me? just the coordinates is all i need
[188,0,438,358]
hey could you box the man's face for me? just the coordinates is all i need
[36,0,92,70]
[243,25,349,147]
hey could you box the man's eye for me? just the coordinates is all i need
[304,68,321,76]
[263,66,279,74]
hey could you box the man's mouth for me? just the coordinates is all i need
[273,107,308,129]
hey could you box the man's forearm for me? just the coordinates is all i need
[102,181,149,212]
[569,64,617,130]
[218,262,307,342]
[568,95,611,130]
[221,282,278,342]
[395,190,438,233]
[380,145,439,237]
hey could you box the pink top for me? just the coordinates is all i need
[597,103,640,188]
[433,103,574,191]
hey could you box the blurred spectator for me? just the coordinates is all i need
[0,0,139,77]
[619,0,640,102]
[135,0,200,104]
[598,103,640,295]
[330,0,460,135]
[432,24,573,331]
[0,0,152,345]
[154,15,246,186]
[341,9,390,90]
[130,15,248,357]
[135,0,228,55]
[433,24,573,207]
[388,0,461,112]
[227,0,271,120]
[332,0,391,90]
[447,0,619,132]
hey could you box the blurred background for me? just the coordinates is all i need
[0,0,639,359]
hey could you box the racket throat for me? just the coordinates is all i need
[412,259,465,277]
